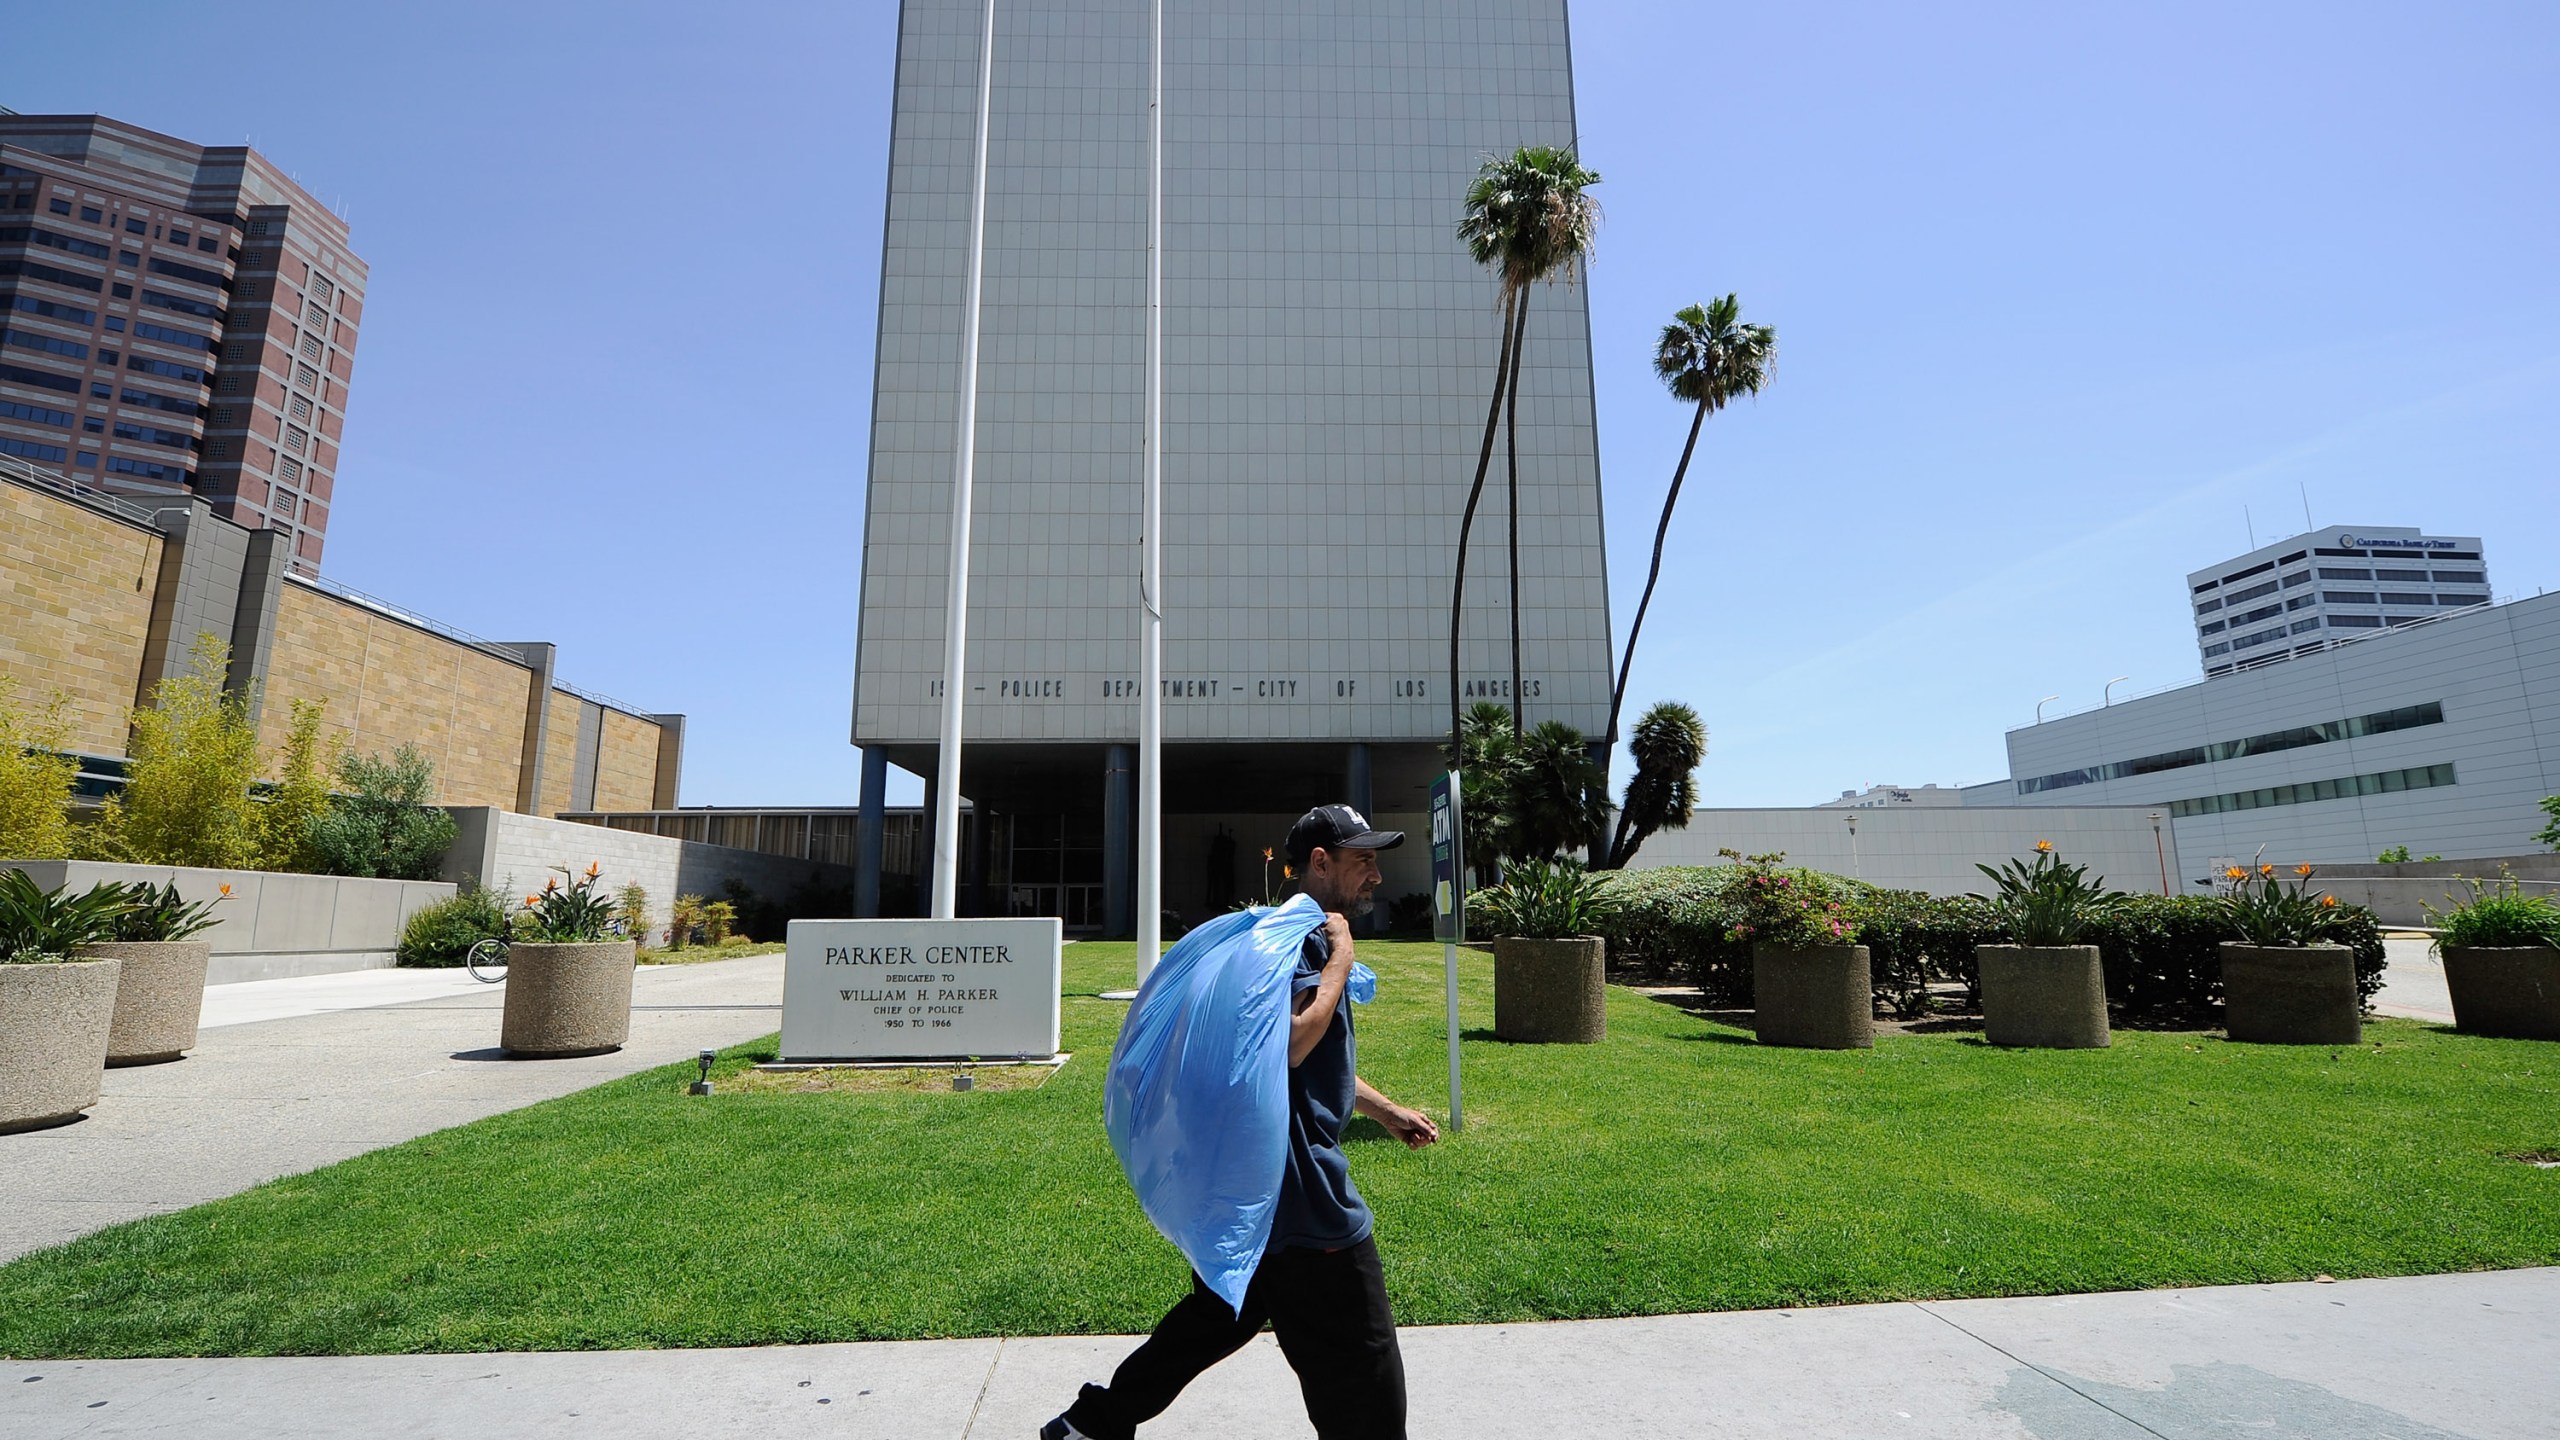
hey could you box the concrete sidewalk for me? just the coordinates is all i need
[0,954,785,1263]
[2,1267,2548,1438]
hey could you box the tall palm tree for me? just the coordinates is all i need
[1451,146,1601,746]
[1605,296,1775,747]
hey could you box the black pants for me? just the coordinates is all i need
[1063,1237,1407,1440]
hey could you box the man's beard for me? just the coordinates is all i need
[1320,886,1376,919]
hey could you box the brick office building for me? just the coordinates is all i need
[0,112,364,573]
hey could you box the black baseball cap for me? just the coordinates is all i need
[1285,804,1405,865]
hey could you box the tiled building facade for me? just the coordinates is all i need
[851,0,1610,927]
[0,114,363,572]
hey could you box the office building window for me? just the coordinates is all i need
[2380,592,2433,607]
[2329,614,2383,629]
[0,399,75,427]
[120,387,199,416]
[2169,762,2457,819]
[195,236,217,253]
[2432,570,2484,584]
[0,436,69,463]
[88,381,112,398]
[105,456,189,484]
[2281,570,2311,588]
[47,198,69,215]
[2199,620,2225,635]
[2323,591,2376,605]
[8,295,98,325]
[284,424,307,453]
[132,321,215,351]
[0,360,80,393]
[2317,567,2371,580]
[0,225,109,259]
[2195,598,2223,615]
[294,362,318,390]
[2016,702,2446,794]
[97,349,119,365]
[2225,579,2280,604]
[79,206,101,223]
[113,421,198,451]
[126,355,208,385]
[82,417,102,432]
[110,282,131,299]
[123,218,146,235]
[2201,642,2231,657]
[168,230,190,247]
[298,333,323,362]
[2375,568,2428,582]
[288,393,311,420]
[278,456,304,485]
[2439,593,2488,606]
[0,257,103,291]
[74,451,95,467]
[143,289,223,320]
[117,250,140,267]
[145,258,227,288]
[2289,617,2322,634]
[2,328,88,360]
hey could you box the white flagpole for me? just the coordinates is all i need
[933,0,999,921]
[1134,0,1165,982]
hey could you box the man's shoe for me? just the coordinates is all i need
[1040,1417,1090,1440]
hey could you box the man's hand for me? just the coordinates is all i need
[1321,909,1353,957]
[1353,1078,1439,1149]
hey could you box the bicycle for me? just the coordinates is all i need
[466,936,510,984]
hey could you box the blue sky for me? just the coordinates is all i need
[8,2,2555,809]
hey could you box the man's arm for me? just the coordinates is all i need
[1354,1077,1440,1149]
[1288,912,1356,1068]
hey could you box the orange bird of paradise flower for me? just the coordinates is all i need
[2294,863,2313,877]
[2224,866,2246,880]
[2034,840,2054,853]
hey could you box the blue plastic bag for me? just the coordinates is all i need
[1103,893,1374,1312]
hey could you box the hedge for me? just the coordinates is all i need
[1591,866,2387,1022]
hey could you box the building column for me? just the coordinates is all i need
[492,642,559,815]
[918,772,939,916]
[965,804,991,918]
[1104,743,1134,937]
[855,747,887,918]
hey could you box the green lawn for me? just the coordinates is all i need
[3,941,2556,1358]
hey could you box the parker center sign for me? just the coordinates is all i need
[779,917,1063,1061]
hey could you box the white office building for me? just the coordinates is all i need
[2190,525,2490,677]
[848,0,1607,928]
[2002,590,2560,875]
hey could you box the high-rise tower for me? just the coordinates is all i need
[0,114,364,572]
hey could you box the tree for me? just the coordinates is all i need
[1506,719,1610,863]
[1449,701,1520,887]
[1605,297,1776,746]
[1451,145,1602,745]
[87,633,264,869]
[1606,700,1707,869]
[303,744,459,881]
[2537,794,2560,852]
[257,699,339,872]
[0,679,79,862]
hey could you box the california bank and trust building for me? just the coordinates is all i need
[848,0,1609,930]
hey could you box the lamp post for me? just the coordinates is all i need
[1845,811,1861,880]
[2104,675,2130,706]
[2148,810,2168,896]
[2035,694,2062,724]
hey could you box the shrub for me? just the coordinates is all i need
[0,679,79,862]
[616,882,649,943]
[668,893,706,950]
[1595,864,2387,1021]
[0,869,134,963]
[303,744,458,881]
[516,864,618,943]
[104,879,228,942]
[87,633,264,869]
[2212,860,2358,946]
[1974,841,2123,945]
[397,883,511,967]
[258,700,338,872]
[702,899,736,946]
[1468,858,1624,939]
[2426,872,2560,952]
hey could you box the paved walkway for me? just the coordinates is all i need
[2,1267,2549,1438]
[0,955,785,1262]
[2374,934,2456,1024]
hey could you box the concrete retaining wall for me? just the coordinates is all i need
[2293,855,2560,928]
[2,861,453,983]
[441,808,859,944]
[1626,806,2185,898]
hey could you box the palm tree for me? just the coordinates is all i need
[1451,146,1601,746]
[1605,297,1774,749]
[1606,699,1707,869]
[1449,700,1522,886]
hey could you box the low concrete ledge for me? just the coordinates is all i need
[2,861,452,983]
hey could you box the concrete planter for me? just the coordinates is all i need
[500,940,636,1057]
[2219,942,2361,1045]
[1492,936,1607,1044]
[0,958,121,1134]
[76,940,212,1066]
[2440,945,2560,1040]
[1976,944,2110,1049]
[1751,944,1873,1049]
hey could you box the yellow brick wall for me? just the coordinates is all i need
[257,584,534,808]
[536,690,584,817]
[592,707,662,812]
[0,484,164,755]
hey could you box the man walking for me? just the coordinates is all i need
[1047,803,1440,1440]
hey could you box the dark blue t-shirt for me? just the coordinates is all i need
[1270,929,1372,1251]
